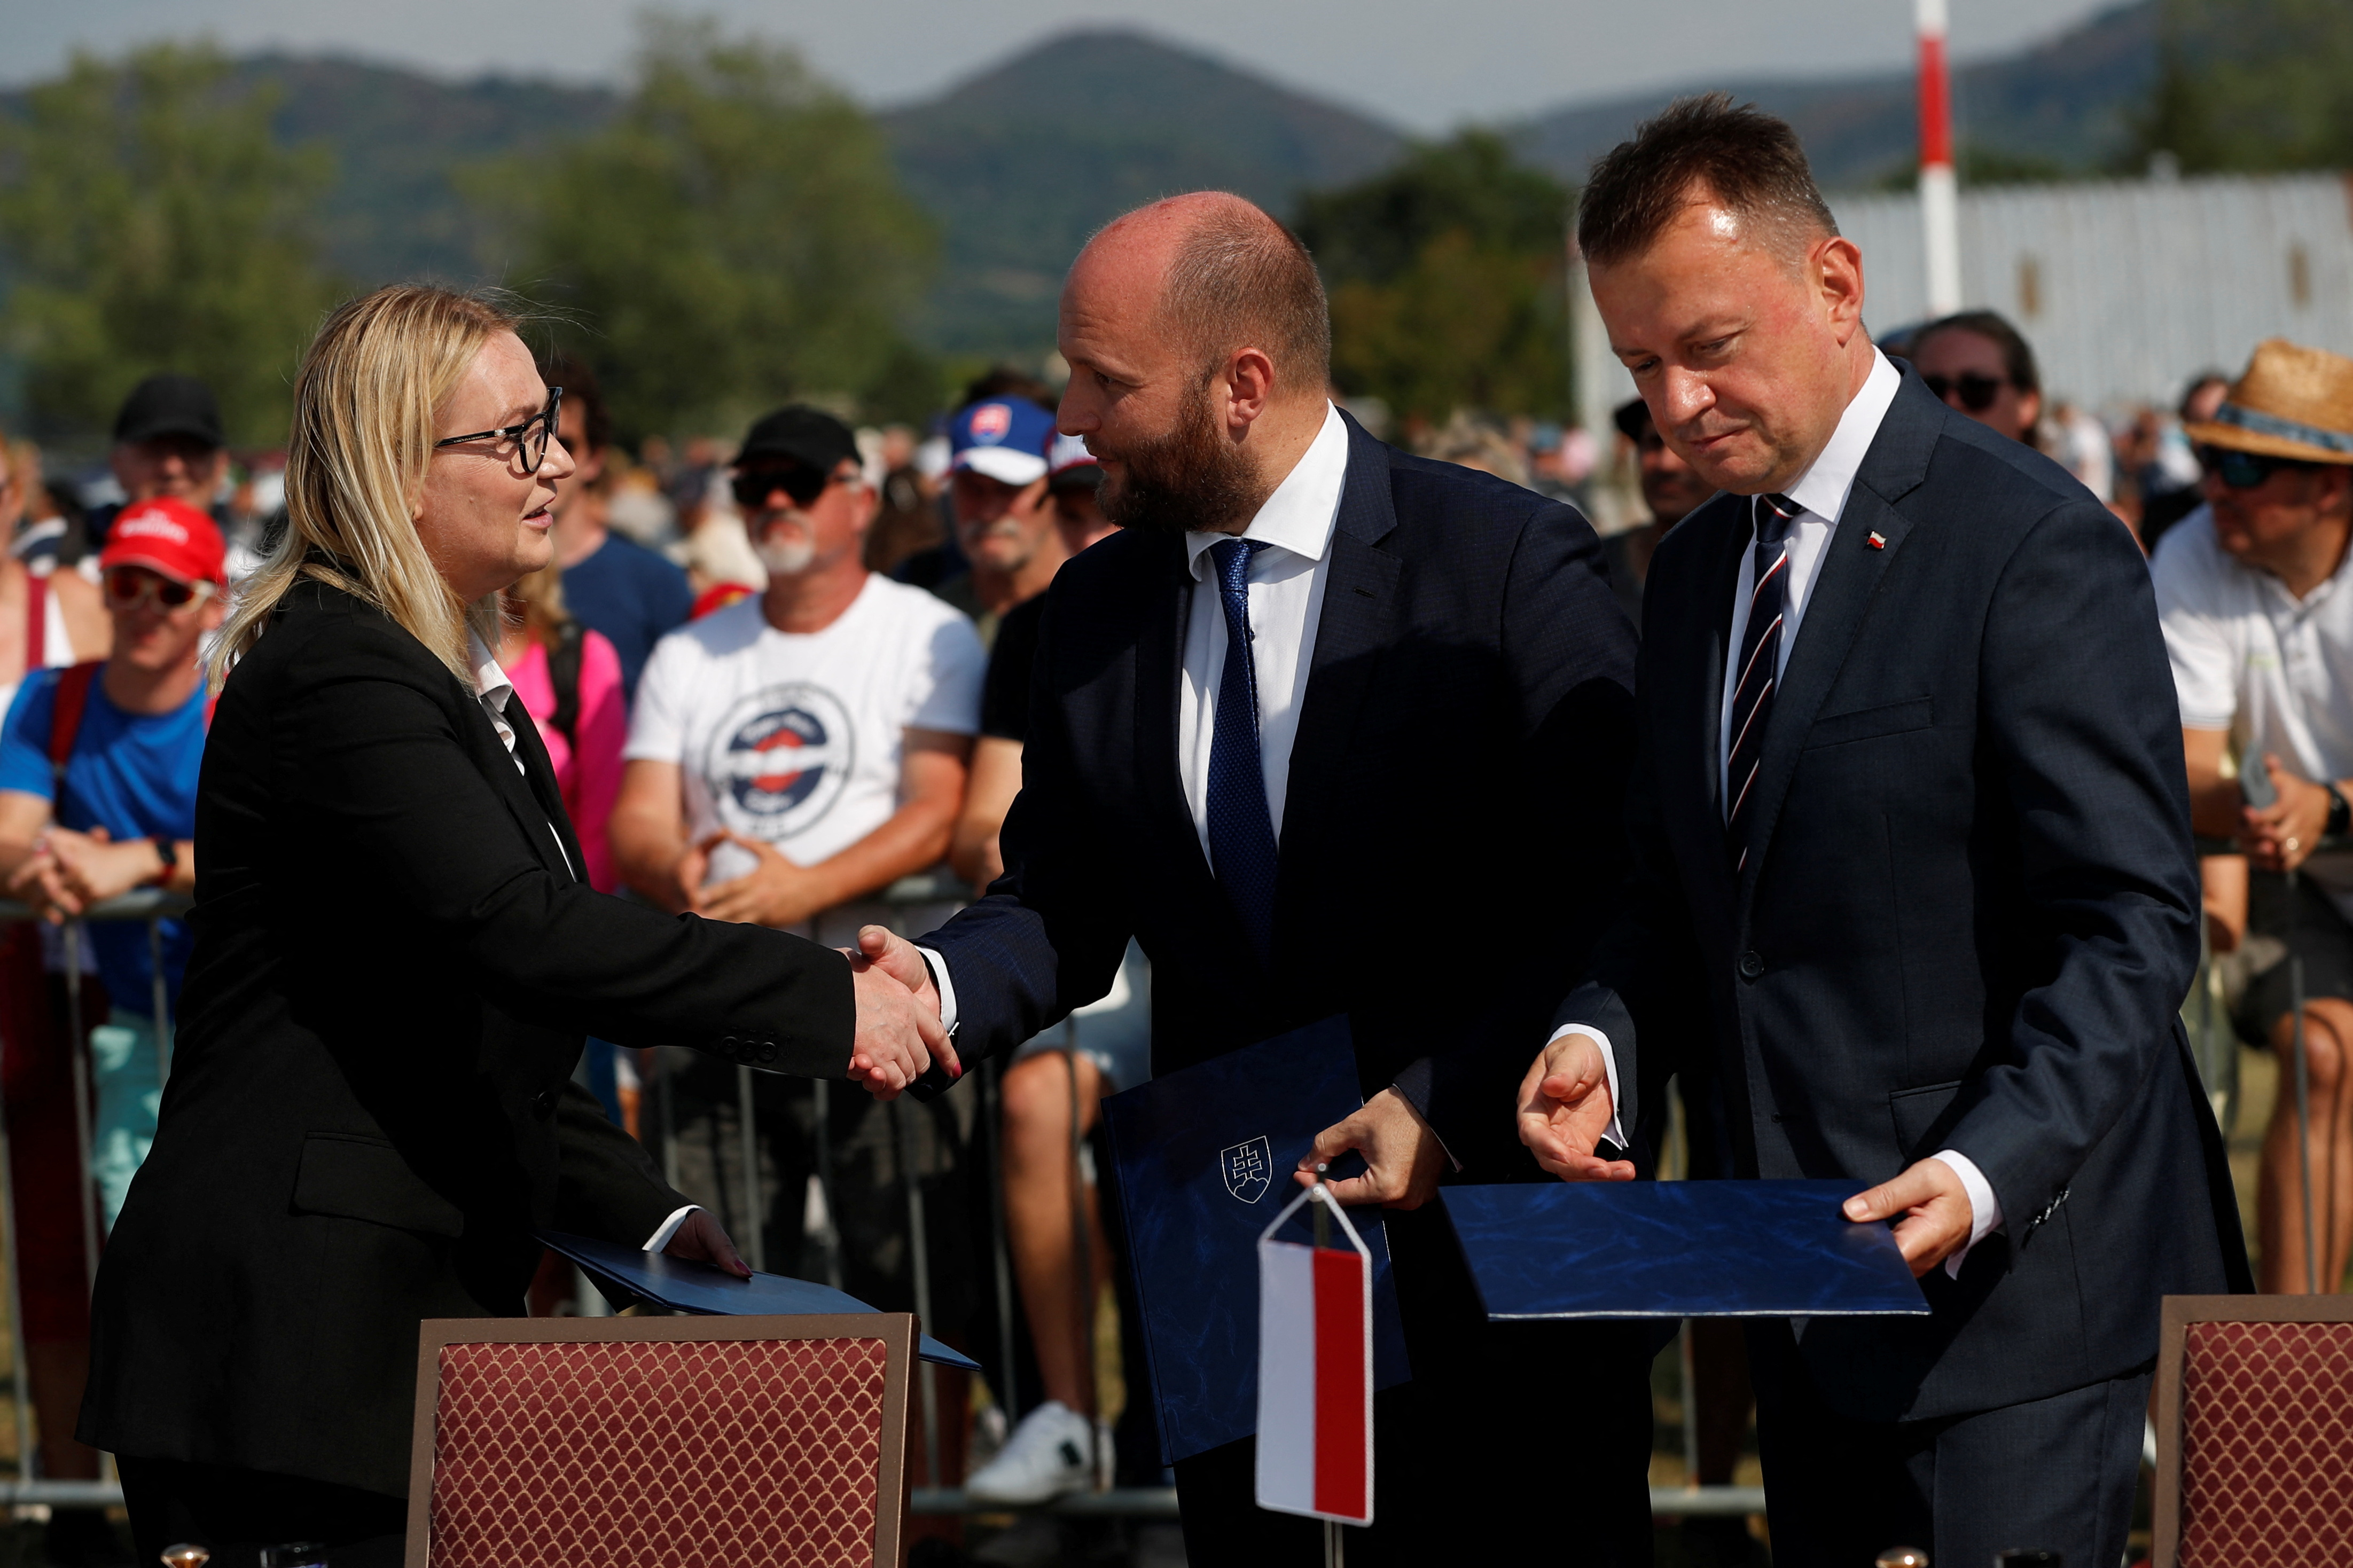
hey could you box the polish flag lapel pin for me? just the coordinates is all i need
[1867,531,1888,550]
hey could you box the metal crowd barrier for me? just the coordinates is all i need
[0,889,192,1505]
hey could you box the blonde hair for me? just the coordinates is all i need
[213,284,520,686]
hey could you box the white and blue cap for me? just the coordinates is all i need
[1046,430,1102,489]
[950,398,1057,486]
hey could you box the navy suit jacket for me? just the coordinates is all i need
[1561,370,2249,1422]
[923,412,1639,1170]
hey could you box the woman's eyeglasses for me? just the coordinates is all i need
[731,463,850,513]
[105,568,210,610]
[434,387,564,476]
[1921,372,2008,413]
[2198,446,2308,491]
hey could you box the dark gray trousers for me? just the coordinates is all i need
[1750,1321,2148,1568]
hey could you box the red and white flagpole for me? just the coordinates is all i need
[1917,0,1962,316]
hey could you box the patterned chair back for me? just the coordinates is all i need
[405,1313,911,1568]
[2154,1295,2353,1568]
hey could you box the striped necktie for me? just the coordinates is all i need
[1727,492,1801,874]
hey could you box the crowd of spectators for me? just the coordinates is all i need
[0,296,2347,1563]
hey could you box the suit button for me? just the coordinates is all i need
[1738,951,1764,981]
[531,1088,558,1118]
[757,1041,779,1065]
[720,1034,741,1060]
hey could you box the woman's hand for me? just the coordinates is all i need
[660,1208,752,1279]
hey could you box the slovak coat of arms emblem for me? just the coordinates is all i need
[1220,1135,1272,1204]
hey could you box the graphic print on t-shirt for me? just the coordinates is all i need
[705,683,856,843]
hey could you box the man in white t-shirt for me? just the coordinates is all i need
[608,406,987,1418]
[2152,338,2353,1295]
[612,404,984,939]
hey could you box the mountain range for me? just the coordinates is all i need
[17,4,2163,357]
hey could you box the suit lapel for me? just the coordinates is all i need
[497,695,583,882]
[1272,426,1400,960]
[1734,378,1941,906]
[1655,496,1749,921]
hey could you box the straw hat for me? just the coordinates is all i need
[2184,339,2353,465]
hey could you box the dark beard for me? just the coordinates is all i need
[1097,379,1266,536]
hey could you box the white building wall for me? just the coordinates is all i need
[1832,174,2353,410]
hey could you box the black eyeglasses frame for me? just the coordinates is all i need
[434,387,564,476]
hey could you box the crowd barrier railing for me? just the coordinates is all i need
[0,889,192,1502]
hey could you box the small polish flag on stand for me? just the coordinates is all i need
[1254,1178,1374,1528]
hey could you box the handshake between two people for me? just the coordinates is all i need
[843,926,960,1101]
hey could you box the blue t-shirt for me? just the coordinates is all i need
[562,533,693,699]
[0,671,206,1018]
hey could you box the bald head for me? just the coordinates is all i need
[1075,193,1331,396]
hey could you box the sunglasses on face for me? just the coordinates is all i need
[732,464,850,513]
[2199,446,2312,491]
[1921,372,2008,413]
[434,387,564,476]
[105,568,209,610]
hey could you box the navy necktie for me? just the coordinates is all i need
[1206,537,1279,959]
[1727,492,1801,874]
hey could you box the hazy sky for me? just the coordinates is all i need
[3,0,2124,131]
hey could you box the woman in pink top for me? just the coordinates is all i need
[498,565,626,891]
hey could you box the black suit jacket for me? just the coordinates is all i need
[1563,371,2249,1422]
[923,412,1638,1169]
[80,580,854,1496]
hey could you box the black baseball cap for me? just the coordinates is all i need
[737,405,859,473]
[114,373,225,449]
[1612,397,1654,444]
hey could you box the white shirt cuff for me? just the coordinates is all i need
[1543,1023,1628,1151]
[1927,1149,2003,1279]
[643,1204,699,1252]
[914,945,958,1031]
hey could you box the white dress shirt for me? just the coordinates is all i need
[923,403,1350,1031]
[470,634,694,1252]
[1552,352,2002,1275]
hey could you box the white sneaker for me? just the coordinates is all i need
[964,1400,1096,1504]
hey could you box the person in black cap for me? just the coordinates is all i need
[87,374,232,556]
[1599,395,1714,630]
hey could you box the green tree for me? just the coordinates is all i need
[2135,0,2353,171]
[1295,132,1572,425]
[488,14,937,442]
[0,43,339,446]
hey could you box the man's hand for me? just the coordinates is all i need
[2242,754,2333,873]
[1295,1087,1448,1210]
[693,830,834,927]
[1517,1031,1636,1181]
[660,1208,752,1278]
[7,826,109,923]
[854,925,942,1017]
[1842,1157,1975,1278]
[847,948,955,1101]
[48,829,166,910]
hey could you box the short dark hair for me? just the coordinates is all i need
[1577,93,1839,268]
[543,352,611,454]
[1916,310,2041,397]
[1159,197,1332,391]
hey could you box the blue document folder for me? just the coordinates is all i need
[1101,1015,1411,1464]
[538,1230,983,1370]
[1442,1179,1930,1319]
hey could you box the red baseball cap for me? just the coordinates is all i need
[100,498,226,588]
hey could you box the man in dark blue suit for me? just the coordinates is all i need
[857,192,1653,1562]
[1516,97,2249,1567]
